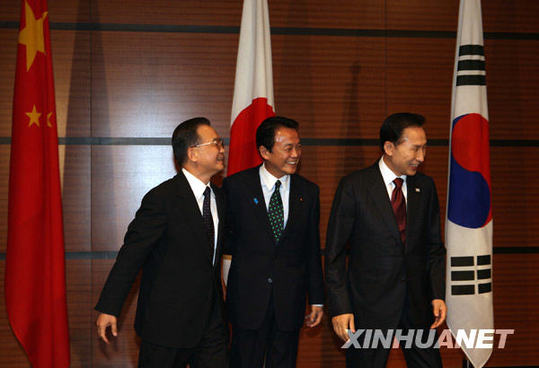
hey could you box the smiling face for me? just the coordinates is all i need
[259,127,302,178]
[383,126,427,176]
[190,124,225,177]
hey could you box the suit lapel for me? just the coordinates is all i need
[214,184,225,261]
[366,164,402,245]
[245,167,275,242]
[405,174,420,253]
[175,172,213,264]
[281,174,300,240]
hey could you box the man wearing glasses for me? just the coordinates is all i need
[95,117,228,367]
[224,116,324,367]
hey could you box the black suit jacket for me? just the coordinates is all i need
[223,166,324,331]
[95,171,225,348]
[325,162,445,330]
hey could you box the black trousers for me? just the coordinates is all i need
[138,297,228,368]
[230,294,300,368]
[345,308,443,368]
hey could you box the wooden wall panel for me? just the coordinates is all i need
[91,0,242,27]
[61,145,91,252]
[385,37,454,139]
[0,30,17,137]
[91,259,140,368]
[386,0,539,33]
[273,35,386,139]
[486,39,539,140]
[488,254,539,365]
[92,0,386,29]
[91,146,177,251]
[53,30,92,138]
[90,31,236,138]
[386,0,459,31]
[66,260,93,368]
[0,146,8,253]
[481,1,539,33]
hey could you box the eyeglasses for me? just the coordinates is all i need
[191,137,224,149]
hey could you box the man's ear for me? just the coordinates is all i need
[187,146,197,163]
[259,145,271,160]
[383,141,394,157]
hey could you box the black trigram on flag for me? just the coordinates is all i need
[450,255,492,295]
[456,44,486,86]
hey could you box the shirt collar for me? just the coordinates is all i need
[379,157,406,187]
[182,168,212,200]
[259,163,290,191]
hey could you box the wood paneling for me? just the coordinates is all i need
[91,146,177,251]
[386,0,459,32]
[386,0,539,33]
[90,31,236,138]
[486,39,539,140]
[91,0,386,29]
[0,30,17,137]
[0,146,8,252]
[273,35,386,139]
[61,145,91,252]
[488,254,539,365]
[91,259,140,367]
[385,37,454,139]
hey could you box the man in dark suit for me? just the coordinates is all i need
[325,113,447,367]
[223,116,324,368]
[95,117,228,368]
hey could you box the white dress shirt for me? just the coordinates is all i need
[182,168,218,264]
[379,157,408,205]
[259,164,291,226]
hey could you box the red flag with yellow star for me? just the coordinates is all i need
[5,0,70,367]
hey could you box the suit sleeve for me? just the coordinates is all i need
[325,177,356,317]
[95,188,167,316]
[426,180,446,301]
[306,185,324,305]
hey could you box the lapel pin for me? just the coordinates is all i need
[299,196,304,202]
[253,197,259,204]
[415,188,420,192]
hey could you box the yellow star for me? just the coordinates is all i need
[47,112,53,127]
[26,105,41,127]
[18,1,48,71]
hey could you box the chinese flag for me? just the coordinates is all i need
[227,0,275,176]
[5,0,70,367]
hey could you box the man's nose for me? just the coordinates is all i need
[416,148,425,162]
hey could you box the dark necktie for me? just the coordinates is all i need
[268,180,284,242]
[203,187,215,261]
[391,178,406,245]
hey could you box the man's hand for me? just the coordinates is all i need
[305,305,324,328]
[96,313,118,344]
[430,299,447,328]
[331,313,355,342]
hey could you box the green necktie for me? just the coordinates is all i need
[268,180,284,242]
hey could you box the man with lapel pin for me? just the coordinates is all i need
[223,116,324,368]
[95,117,228,367]
[325,113,446,367]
